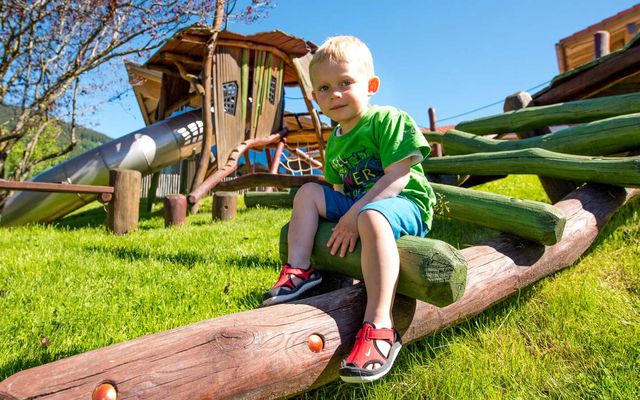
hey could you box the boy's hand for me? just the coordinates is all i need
[327,209,359,257]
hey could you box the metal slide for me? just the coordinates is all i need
[0,110,206,227]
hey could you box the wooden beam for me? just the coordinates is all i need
[456,92,640,134]
[188,131,288,204]
[422,148,640,188]
[1,184,636,399]
[217,173,328,192]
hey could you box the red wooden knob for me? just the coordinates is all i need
[308,334,324,353]
[92,383,117,400]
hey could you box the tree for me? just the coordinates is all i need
[0,0,273,205]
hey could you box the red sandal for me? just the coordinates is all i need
[339,321,402,383]
[261,263,322,306]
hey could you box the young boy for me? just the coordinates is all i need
[262,36,436,383]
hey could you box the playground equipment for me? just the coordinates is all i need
[3,17,640,400]
[0,27,330,226]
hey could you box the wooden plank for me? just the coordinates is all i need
[213,46,246,167]
[0,181,113,195]
[1,184,636,399]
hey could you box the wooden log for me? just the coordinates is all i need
[212,192,237,221]
[145,171,161,212]
[246,184,566,244]
[279,221,468,306]
[441,113,640,156]
[455,92,640,135]
[163,195,187,227]
[216,172,329,192]
[502,91,579,204]
[106,169,141,235]
[432,183,565,245]
[1,184,636,400]
[422,148,640,188]
[244,190,296,208]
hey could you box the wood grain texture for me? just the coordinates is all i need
[1,184,637,400]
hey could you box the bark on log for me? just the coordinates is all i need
[212,191,237,221]
[422,148,640,188]
[279,221,468,306]
[455,92,640,135]
[246,184,567,245]
[163,194,187,227]
[106,169,141,235]
[442,113,640,156]
[0,185,637,400]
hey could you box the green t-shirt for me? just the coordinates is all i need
[324,105,436,229]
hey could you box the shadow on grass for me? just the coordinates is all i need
[84,244,207,268]
[225,254,279,269]
[53,199,166,231]
[0,347,87,382]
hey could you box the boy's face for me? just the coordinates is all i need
[310,60,379,134]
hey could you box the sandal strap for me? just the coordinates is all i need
[282,264,316,279]
[343,322,398,368]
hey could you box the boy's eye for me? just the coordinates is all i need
[317,85,329,92]
[339,80,353,87]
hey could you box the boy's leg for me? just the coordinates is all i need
[288,183,327,267]
[262,183,330,306]
[340,197,426,382]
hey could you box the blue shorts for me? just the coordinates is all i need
[322,185,428,240]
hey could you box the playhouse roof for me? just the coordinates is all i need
[144,25,318,86]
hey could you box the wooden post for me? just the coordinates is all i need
[106,169,141,235]
[428,107,443,157]
[594,30,610,59]
[212,192,237,221]
[190,39,216,214]
[163,195,187,228]
[269,140,285,174]
[145,171,161,212]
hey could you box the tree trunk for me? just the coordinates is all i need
[422,148,640,188]
[279,221,468,306]
[1,185,636,400]
[455,92,640,135]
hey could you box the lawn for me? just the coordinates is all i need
[1,175,638,399]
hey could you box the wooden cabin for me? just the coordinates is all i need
[555,4,640,73]
[125,26,331,194]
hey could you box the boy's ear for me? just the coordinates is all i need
[368,76,380,95]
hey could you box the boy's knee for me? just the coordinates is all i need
[357,209,386,228]
[296,182,322,198]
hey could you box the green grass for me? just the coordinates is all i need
[1,176,639,399]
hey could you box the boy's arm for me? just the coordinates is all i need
[326,157,412,257]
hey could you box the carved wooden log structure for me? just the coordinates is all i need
[279,221,468,306]
[440,113,640,157]
[1,184,637,400]
[455,92,640,134]
[246,183,567,245]
[422,148,640,188]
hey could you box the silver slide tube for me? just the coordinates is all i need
[0,110,205,227]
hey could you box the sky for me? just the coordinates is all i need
[86,0,640,138]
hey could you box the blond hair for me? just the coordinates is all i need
[309,36,375,77]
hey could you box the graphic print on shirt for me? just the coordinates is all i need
[330,149,383,199]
